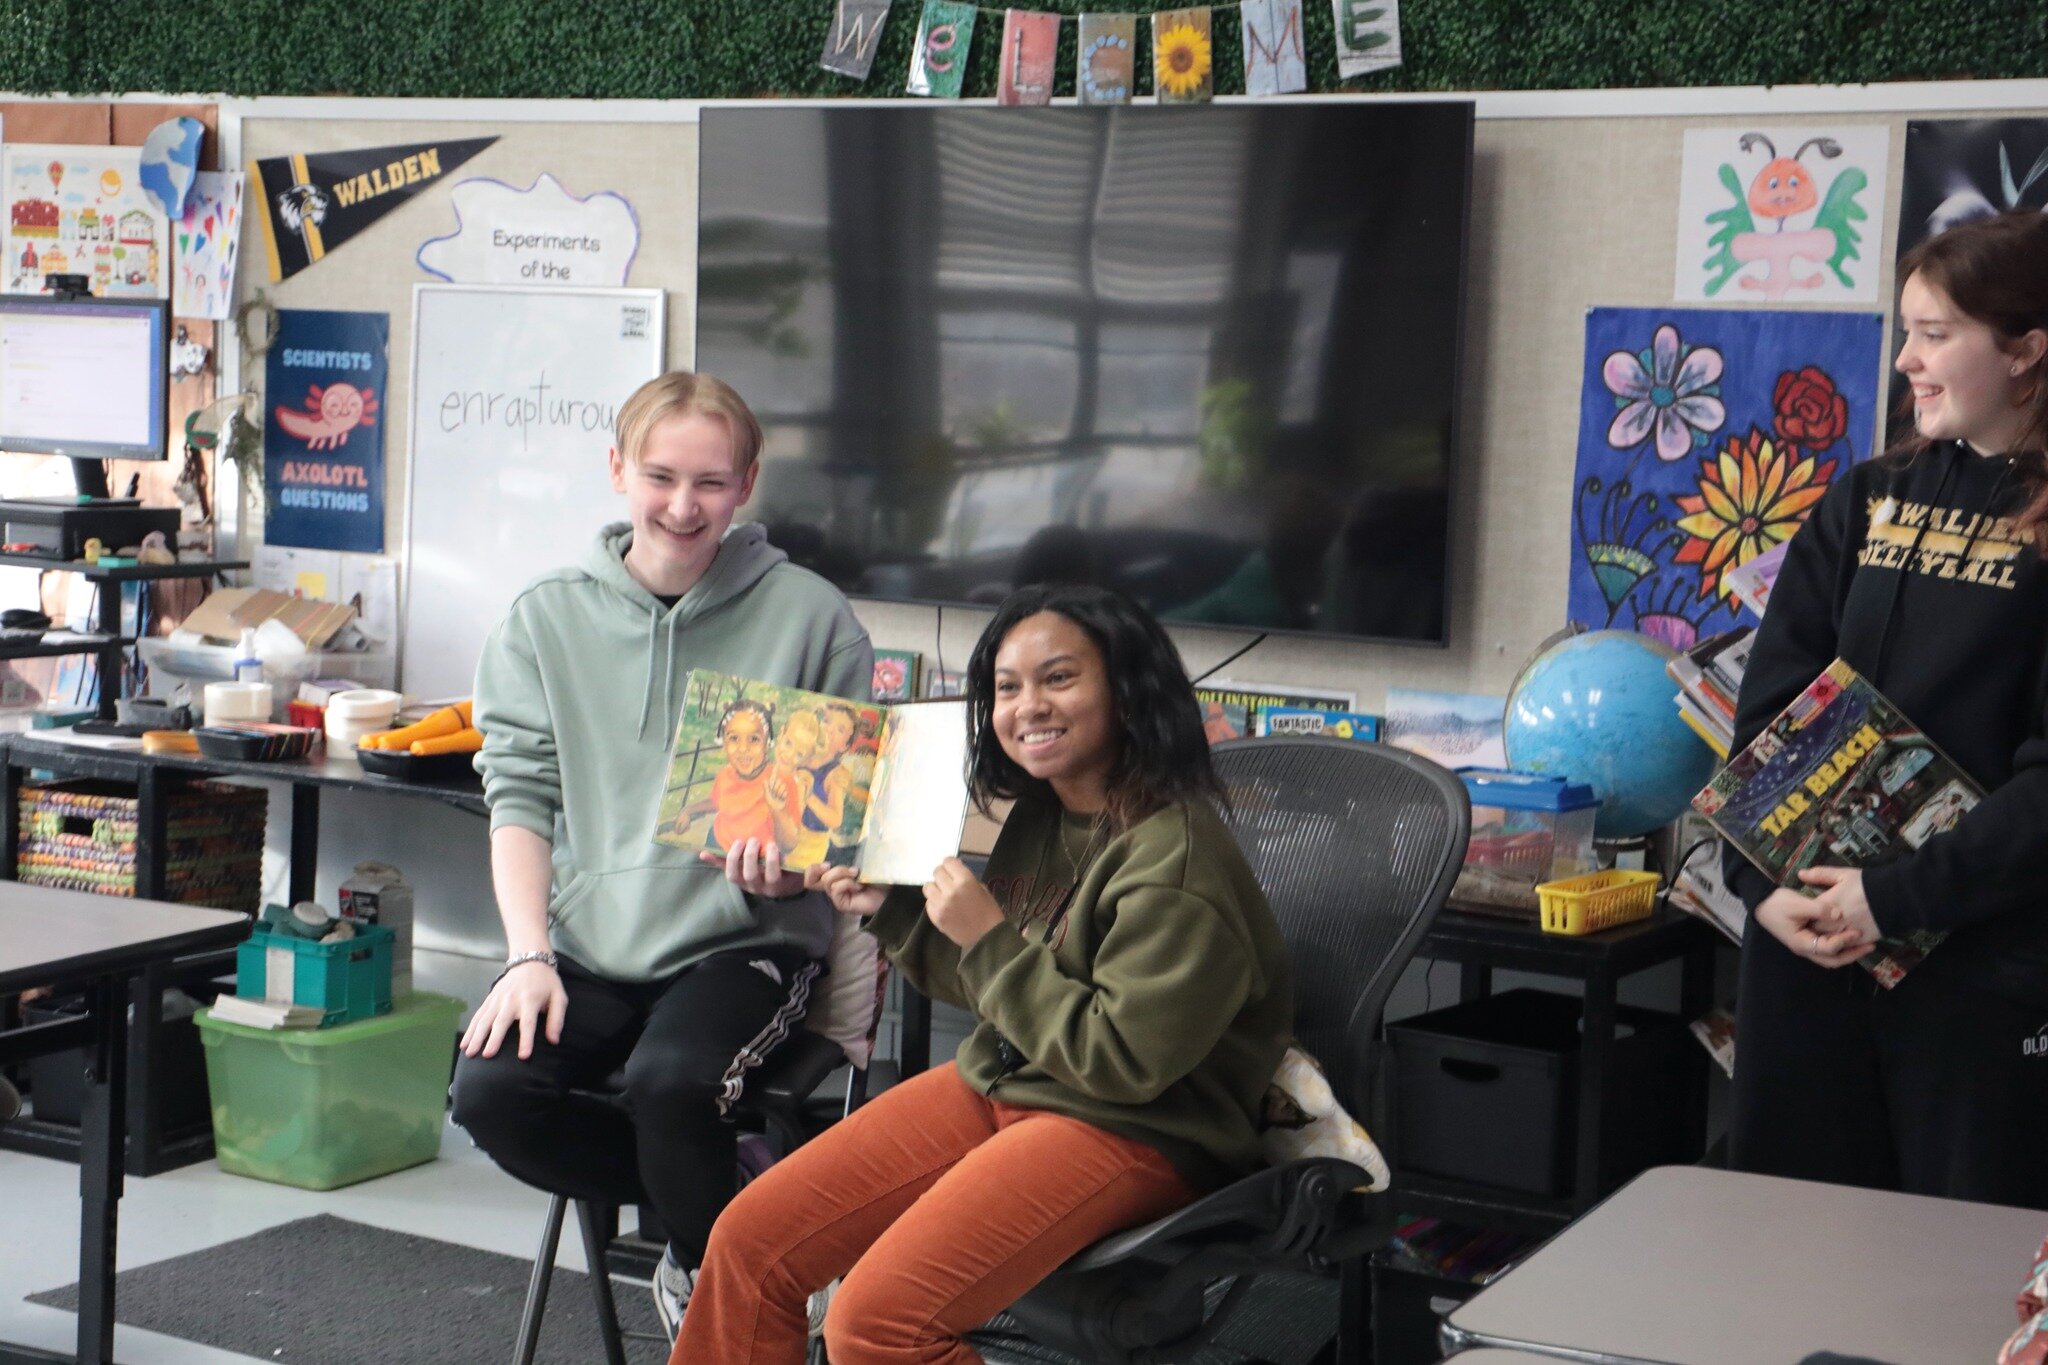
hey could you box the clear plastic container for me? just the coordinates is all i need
[195,991,461,1190]
[1452,770,1601,913]
[137,637,395,716]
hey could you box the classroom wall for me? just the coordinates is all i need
[244,87,2048,958]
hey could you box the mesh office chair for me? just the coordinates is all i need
[969,736,1471,1365]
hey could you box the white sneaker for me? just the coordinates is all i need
[806,1277,838,1339]
[651,1246,697,1345]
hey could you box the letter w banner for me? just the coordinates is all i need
[821,0,892,79]
[264,309,390,552]
[248,138,496,282]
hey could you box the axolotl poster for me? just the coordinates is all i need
[263,309,389,552]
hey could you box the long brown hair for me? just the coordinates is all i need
[1890,211,2048,546]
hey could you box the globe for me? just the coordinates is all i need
[1503,629,1718,839]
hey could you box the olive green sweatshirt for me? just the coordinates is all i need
[866,796,1294,1190]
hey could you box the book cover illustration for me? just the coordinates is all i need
[872,648,922,704]
[1691,659,1971,986]
[1257,707,1381,741]
[1196,681,1356,744]
[653,669,969,884]
[1383,688,1507,771]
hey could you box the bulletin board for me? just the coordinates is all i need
[402,283,665,699]
[235,113,696,698]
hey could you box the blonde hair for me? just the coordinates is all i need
[613,370,764,471]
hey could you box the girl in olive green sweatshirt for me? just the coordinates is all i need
[673,584,1295,1365]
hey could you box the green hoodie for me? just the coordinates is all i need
[867,796,1294,1190]
[474,522,873,982]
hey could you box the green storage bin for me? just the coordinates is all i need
[195,991,461,1190]
[235,922,394,1027]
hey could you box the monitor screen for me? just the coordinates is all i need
[0,293,169,462]
[697,103,1473,645]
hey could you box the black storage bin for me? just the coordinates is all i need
[1387,987,1691,1197]
[1369,1253,1479,1365]
[25,996,211,1135]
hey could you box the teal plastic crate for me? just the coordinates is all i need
[196,992,462,1189]
[235,922,393,1027]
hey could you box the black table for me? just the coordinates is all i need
[0,729,484,1172]
[0,884,248,1365]
[1398,904,1720,1229]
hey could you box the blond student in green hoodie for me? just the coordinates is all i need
[674,583,1295,1365]
[449,372,872,1343]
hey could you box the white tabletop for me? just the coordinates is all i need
[0,882,248,989]
[1446,1165,2046,1365]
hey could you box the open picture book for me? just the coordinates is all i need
[1690,659,1973,988]
[652,668,971,886]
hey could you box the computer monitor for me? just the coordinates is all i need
[0,292,170,498]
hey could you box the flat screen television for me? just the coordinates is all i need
[697,103,1473,644]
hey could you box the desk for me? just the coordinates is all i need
[0,885,248,1365]
[0,728,484,1172]
[1441,1165,2048,1364]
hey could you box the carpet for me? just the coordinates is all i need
[29,1213,668,1364]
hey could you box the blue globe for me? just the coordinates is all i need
[1504,629,1718,839]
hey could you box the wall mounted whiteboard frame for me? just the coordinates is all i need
[402,282,665,699]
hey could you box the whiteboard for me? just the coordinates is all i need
[403,284,665,699]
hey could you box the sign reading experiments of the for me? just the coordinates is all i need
[264,310,390,553]
[248,137,497,282]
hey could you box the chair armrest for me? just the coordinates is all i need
[1066,1157,1368,1273]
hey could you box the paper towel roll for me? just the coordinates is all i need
[203,681,273,727]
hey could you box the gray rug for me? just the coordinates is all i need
[29,1213,667,1364]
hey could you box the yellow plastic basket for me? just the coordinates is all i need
[1536,868,1661,936]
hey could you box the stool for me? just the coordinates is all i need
[513,1030,865,1365]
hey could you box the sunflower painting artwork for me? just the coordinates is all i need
[1567,306,1885,649]
[1152,8,1214,104]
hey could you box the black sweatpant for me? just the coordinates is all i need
[450,945,820,1261]
[1729,928,2048,1210]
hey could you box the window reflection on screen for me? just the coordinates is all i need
[698,104,1471,644]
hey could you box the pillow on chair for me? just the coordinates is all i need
[802,909,888,1069]
[1259,1045,1390,1193]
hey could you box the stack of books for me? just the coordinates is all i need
[1665,628,1753,758]
[1666,841,1746,945]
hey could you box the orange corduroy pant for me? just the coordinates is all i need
[671,1061,1197,1365]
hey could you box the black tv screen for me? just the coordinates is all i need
[697,103,1472,644]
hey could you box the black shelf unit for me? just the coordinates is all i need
[0,555,246,719]
[1390,906,1719,1227]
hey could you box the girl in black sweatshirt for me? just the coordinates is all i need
[1726,211,2048,1210]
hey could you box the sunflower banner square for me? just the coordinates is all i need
[1567,306,1886,649]
[997,10,1059,105]
[1151,8,1214,104]
[1077,13,1137,104]
[907,0,977,98]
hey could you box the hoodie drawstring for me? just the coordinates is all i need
[637,604,662,742]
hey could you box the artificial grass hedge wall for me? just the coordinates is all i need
[12,0,2048,100]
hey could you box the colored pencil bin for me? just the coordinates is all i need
[235,923,394,1027]
[1536,868,1661,936]
[195,991,462,1190]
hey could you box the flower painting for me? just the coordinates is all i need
[1568,307,1885,648]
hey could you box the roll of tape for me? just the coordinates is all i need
[203,680,273,727]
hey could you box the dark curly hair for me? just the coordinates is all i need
[964,583,1223,833]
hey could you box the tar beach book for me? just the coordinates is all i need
[653,669,970,885]
[1690,659,1975,987]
